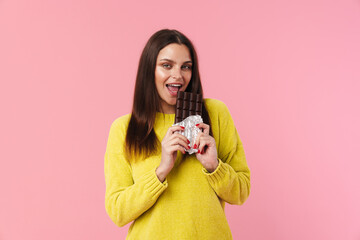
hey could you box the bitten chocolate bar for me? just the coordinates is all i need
[175,91,203,123]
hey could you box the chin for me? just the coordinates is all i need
[168,100,176,106]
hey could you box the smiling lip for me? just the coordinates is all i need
[166,83,182,96]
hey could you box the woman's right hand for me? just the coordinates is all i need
[156,125,190,182]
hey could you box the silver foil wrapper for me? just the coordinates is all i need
[173,115,203,154]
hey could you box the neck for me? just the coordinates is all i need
[160,106,175,114]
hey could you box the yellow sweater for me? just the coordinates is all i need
[104,99,250,239]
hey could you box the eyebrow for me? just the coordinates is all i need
[159,58,192,64]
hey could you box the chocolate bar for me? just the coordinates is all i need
[175,91,202,123]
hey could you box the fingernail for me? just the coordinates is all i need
[188,145,191,149]
[195,124,199,127]
[181,126,185,129]
[198,149,201,153]
[193,144,197,149]
[201,149,204,154]
[187,139,190,144]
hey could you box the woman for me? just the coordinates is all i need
[104,29,250,239]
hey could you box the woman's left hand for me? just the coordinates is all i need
[194,123,219,173]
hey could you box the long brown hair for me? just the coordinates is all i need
[125,29,212,159]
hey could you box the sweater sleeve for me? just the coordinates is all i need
[104,118,168,227]
[202,101,251,205]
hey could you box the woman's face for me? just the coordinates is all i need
[155,43,192,114]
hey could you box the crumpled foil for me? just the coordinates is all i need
[173,115,203,154]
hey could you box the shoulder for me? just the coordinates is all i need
[204,98,234,128]
[204,98,230,115]
[110,113,132,133]
[113,113,131,126]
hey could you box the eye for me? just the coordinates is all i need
[162,63,172,69]
[181,65,192,70]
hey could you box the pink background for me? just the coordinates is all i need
[1,0,359,239]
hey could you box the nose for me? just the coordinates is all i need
[171,66,182,80]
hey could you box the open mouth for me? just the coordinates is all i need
[166,84,182,96]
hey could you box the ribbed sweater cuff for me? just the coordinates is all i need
[142,168,168,199]
[202,159,227,185]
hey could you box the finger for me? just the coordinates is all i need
[169,144,186,155]
[197,135,210,154]
[197,135,215,154]
[170,125,185,134]
[196,123,210,135]
[166,125,185,137]
[170,132,190,145]
[193,132,204,149]
[168,137,191,150]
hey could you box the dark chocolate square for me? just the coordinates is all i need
[174,91,203,123]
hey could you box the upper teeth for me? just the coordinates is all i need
[168,84,181,87]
